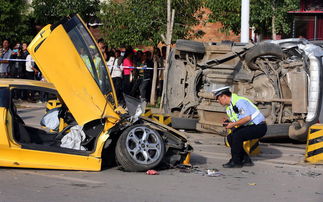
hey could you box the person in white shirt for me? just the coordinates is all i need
[107,50,124,103]
[0,39,12,78]
[25,54,38,80]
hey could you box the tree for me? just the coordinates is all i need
[0,0,32,43]
[98,0,204,48]
[205,0,299,39]
[32,0,100,25]
[99,0,204,105]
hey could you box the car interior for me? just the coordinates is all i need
[8,87,105,155]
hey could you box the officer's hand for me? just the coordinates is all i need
[222,118,228,123]
[225,122,235,129]
[222,119,229,127]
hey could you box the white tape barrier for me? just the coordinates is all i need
[0,58,165,70]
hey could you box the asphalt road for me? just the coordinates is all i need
[0,103,322,202]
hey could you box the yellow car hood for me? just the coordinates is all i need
[27,15,119,125]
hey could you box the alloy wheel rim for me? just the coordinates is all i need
[125,126,162,164]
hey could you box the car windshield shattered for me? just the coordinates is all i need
[64,16,112,95]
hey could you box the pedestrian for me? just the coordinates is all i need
[25,54,39,101]
[122,48,134,95]
[0,39,13,78]
[97,38,108,61]
[140,51,153,101]
[130,50,143,98]
[213,86,267,168]
[107,50,124,104]
[9,43,23,78]
[20,42,29,78]
[25,54,38,80]
[130,51,153,102]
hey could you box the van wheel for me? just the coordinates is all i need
[244,42,284,70]
[115,125,165,172]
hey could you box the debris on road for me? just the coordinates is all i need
[301,171,321,178]
[248,183,256,186]
[176,164,194,173]
[146,170,159,175]
[194,140,203,145]
[207,169,223,177]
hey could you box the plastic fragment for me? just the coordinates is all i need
[146,170,159,175]
[207,169,223,177]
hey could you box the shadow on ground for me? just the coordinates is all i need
[190,153,207,165]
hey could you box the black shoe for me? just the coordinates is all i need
[222,160,243,168]
[243,159,254,166]
[242,156,254,167]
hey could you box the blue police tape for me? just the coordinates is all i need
[118,65,165,70]
[0,58,32,62]
[0,58,165,70]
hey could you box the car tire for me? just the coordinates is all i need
[176,39,205,54]
[115,125,165,172]
[244,42,284,70]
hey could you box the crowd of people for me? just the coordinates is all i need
[0,38,168,105]
[97,38,167,104]
[0,40,39,80]
[0,39,44,101]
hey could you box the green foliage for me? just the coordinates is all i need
[98,0,204,48]
[252,0,299,36]
[205,0,241,34]
[32,0,100,25]
[205,0,299,36]
[0,0,31,43]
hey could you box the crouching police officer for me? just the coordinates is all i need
[213,86,267,168]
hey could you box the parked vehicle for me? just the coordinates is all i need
[0,15,191,171]
[165,39,323,141]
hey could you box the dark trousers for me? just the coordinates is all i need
[25,71,34,80]
[123,75,131,95]
[139,79,150,101]
[130,78,142,98]
[112,77,123,103]
[227,123,267,164]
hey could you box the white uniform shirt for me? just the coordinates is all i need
[25,54,34,72]
[107,57,123,78]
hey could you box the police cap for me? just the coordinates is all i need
[212,86,231,99]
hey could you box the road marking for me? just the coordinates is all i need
[16,170,105,184]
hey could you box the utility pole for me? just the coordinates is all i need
[160,0,175,112]
[241,0,250,43]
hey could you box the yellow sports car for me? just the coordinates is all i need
[0,14,191,171]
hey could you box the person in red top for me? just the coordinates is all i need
[122,48,134,94]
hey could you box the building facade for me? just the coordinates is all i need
[289,0,323,40]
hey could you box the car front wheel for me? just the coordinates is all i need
[115,125,165,172]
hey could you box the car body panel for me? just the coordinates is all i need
[0,81,103,171]
[0,79,56,89]
[28,17,119,126]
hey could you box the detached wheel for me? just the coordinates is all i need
[115,125,165,172]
